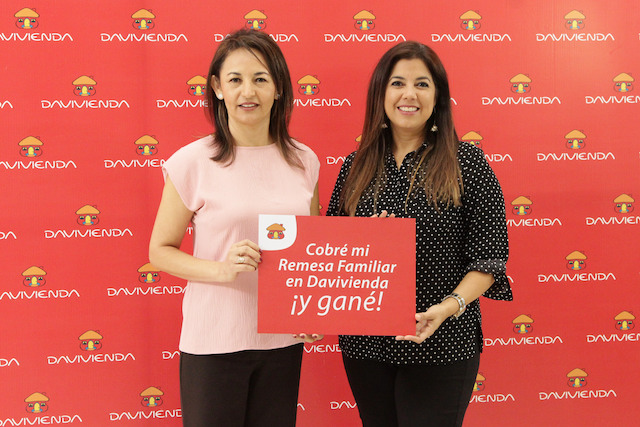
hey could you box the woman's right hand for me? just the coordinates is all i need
[219,239,262,282]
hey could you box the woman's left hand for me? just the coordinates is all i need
[292,333,324,343]
[395,304,450,344]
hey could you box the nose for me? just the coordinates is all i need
[240,81,256,97]
[401,85,417,99]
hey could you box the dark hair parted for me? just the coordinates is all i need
[339,41,462,216]
[205,29,300,166]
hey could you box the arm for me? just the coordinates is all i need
[397,145,510,343]
[310,183,320,216]
[148,176,260,283]
[396,271,494,344]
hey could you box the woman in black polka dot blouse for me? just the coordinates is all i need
[326,41,512,426]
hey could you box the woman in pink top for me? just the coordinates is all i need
[149,29,321,427]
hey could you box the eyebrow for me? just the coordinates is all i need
[389,75,432,82]
[226,71,271,77]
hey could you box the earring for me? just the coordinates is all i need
[275,94,280,100]
[381,122,388,129]
[430,108,437,132]
[216,93,223,100]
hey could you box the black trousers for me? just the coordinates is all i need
[180,344,303,427]
[342,353,480,427]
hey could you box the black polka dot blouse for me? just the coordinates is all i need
[326,141,512,365]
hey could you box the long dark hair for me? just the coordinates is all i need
[340,41,462,215]
[205,29,300,167]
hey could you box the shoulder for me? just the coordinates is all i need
[291,140,319,163]
[342,151,357,169]
[457,141,488,173]
[167,135,216,164]
[457,140,484,162]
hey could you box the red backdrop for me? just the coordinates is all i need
[1,1,638,426]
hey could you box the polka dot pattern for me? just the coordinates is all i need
[327,142,512,365]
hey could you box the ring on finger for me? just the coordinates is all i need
[236,256,246,264]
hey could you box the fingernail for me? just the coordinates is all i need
[300,334,306,339]
[312,334,318,339]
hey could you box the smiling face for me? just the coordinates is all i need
[212,49,277,134]
[384,59,436,137]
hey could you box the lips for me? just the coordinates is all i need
[240,103,258,108]
[398,106,419,112]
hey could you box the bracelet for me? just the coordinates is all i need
[442,292,466,319]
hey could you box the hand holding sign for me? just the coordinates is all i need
[395,306,450,344]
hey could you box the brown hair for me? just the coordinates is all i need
[340,41,462,215]
[205,29,300,166]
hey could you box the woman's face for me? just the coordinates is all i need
[212,49,277,131]
[384,58,436,136]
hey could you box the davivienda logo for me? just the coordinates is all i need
[297,75,320,96]
[324,10,406,43]
[109,386,182,421]
[586,310,638,343]
[484,314,562,347]
[104,135,165,169]
[0,392,84,425]
[107,262,185,297]
[585,72,639,104]
[1,8,73,42]
[537,129,615,162]
[25,392,49,413]
[46,330,136,365]
[100,9,187,42]
[0,136,77,170]
[482,74,560,106]
[18,136,43,157]
[539,368,617,400]
[536,10,615,42]
[586,193,638,225]
[131,9,155,30]
[245,9,267,30]
[431,10,511,43]
[41,75,130,109]
[15,7,39,30]
[44,205,134,239]
[213,10,298,43]
[537,250,616,284]
[73,75,96,96]
[293,74,351,108]
[0,265,80,301]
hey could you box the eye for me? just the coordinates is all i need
[417,82,430,88]
[229,77,241,83]
[390,81,403,87]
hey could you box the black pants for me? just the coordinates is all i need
[342,353,480,427]
[180,344,303,427]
